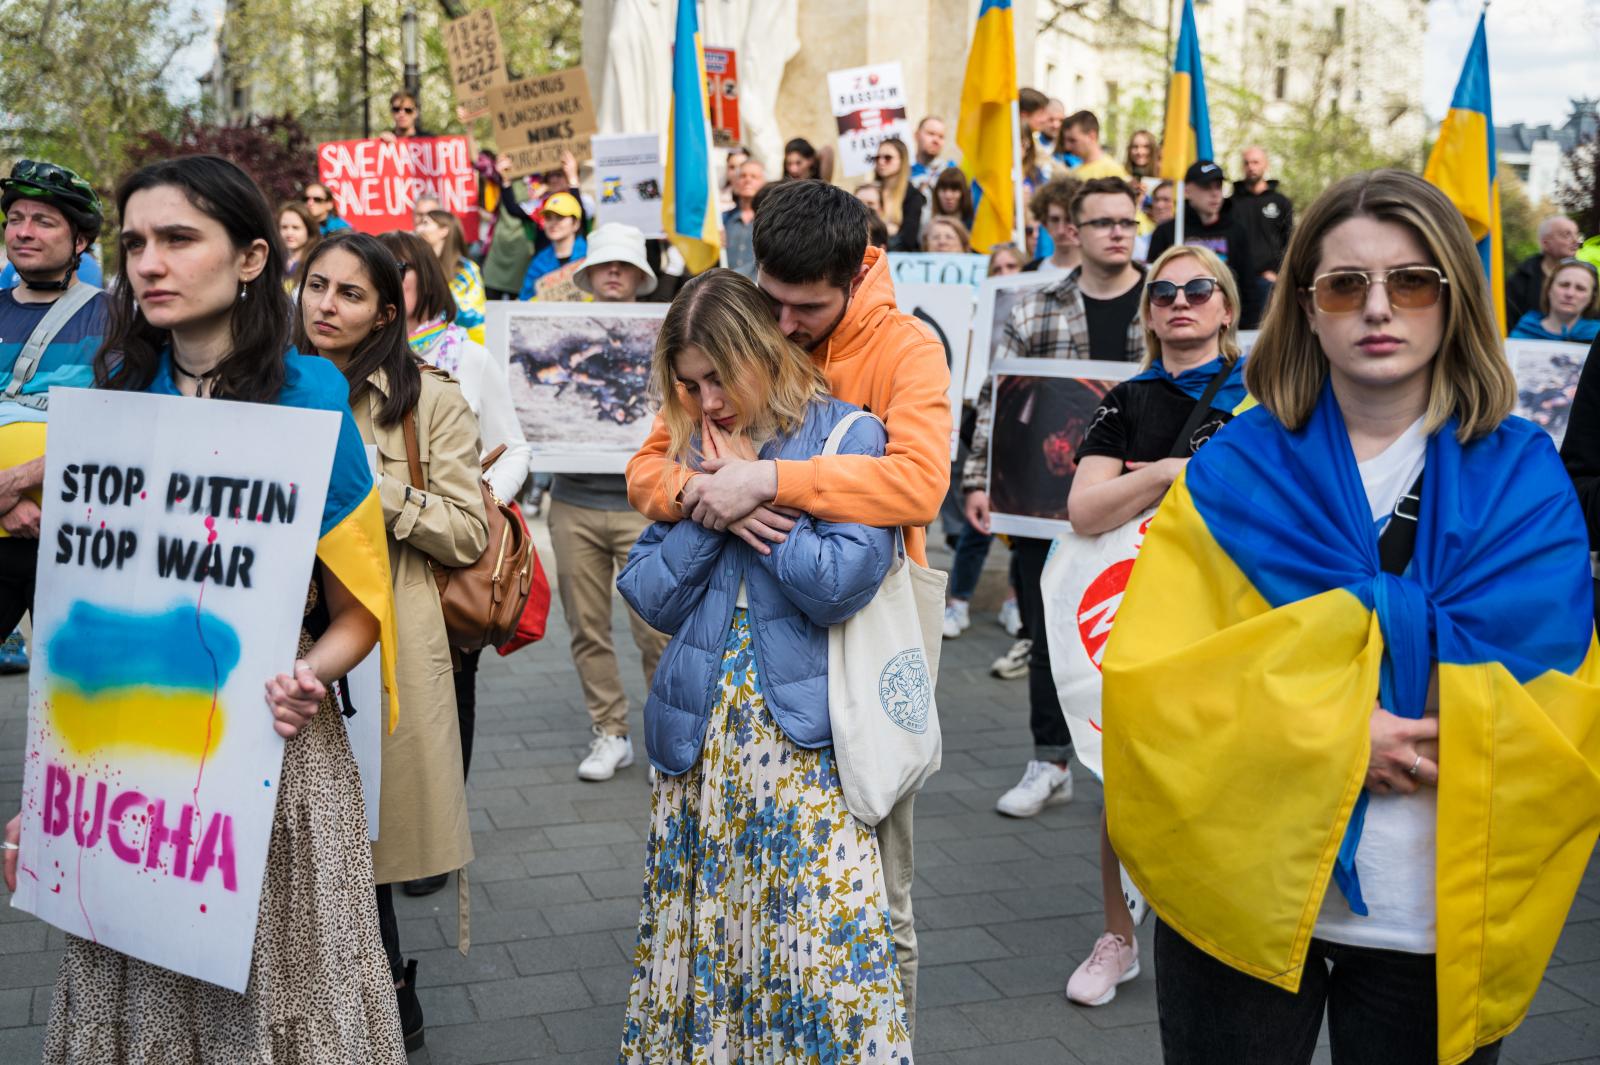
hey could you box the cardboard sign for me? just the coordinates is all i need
[315,135,478,238]
[12,389,340,991]
[828,62,910,178]
[534,260,587,303]
[895,281,972,457]
[442,8,508,121]
[704,47,741,149]
[889,252,989,290]
[593,133,665,237]
[488,68,598,178]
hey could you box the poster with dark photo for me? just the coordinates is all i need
[1508,337,1588,449]
[968,272,1060,401]
[483,303,668,472]
[985,359,1140,538]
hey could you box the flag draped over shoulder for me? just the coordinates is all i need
[957,0,1018,253]
[1103,387,1600,1065]
[1425,12,1504,332]
[663,0,720,275]
[1159,0,1213,182]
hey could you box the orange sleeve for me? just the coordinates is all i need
[625,414,696,521]
[772,335,951,529]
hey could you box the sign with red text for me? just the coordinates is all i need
[11,389,339,992]
[704,47,740,148]
[487,68,598,179]
[828,61,910,178]
[315,135,478,237]
[442,8,508,121]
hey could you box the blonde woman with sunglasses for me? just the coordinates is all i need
[1103,169,1599,1064]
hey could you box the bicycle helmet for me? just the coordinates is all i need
[1,159,103,239]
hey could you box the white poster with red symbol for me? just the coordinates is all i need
[1039,509,1158,780]
[828,62,910,178]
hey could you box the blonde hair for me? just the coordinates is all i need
[1540,260,1600,319]
[652,269,829,461]
[1138,245,1242,370]
[1246,169,1514,442]
[876,138,911,231]
[921,216,972,253]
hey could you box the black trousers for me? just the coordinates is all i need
[375,883,402,982]
[1011,536,1072,762]
[454,647,480,779]
[0,538,39,634]
[1154,918,1502,1065]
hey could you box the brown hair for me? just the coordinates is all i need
[651,269,828,461]
[1540,259,1600,318]
[276,200,321,279]
[377,230,459,327]
[1125,130,1159,177]
[1139,245,1242,369]
[1069,176,1140,223]
[422,209,468,283]
[931,166,973,222]
[921,216,972,253]
[1245,169,1515,442]
[1029,176,1081,224]
[1064,110,1100,136]
[986,244,1024,276]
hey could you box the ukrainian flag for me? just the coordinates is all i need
[957,0,1018,253]
[1425,13,1505,332]
[1159,0,1213,182]
[663,0,720,275]
[1103,386,1600,1064]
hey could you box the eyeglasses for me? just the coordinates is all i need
[1148,277,1220,307]
[1077,217,1138,233]
[304,193,330,204]
[392,106,416,115]
[1304,267,1447,313]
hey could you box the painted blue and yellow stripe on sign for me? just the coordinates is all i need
[1103,386,1600,1065]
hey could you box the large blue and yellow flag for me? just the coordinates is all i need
[956,0,1018,253]
[663,0,720,275]
[1103,386,1600,1064]
[1159,0,1213,182]
[1425,12,1504,332]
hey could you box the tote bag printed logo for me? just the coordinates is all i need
[878,647,932,734]
[1077,558,1136,670]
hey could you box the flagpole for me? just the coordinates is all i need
[1175,180,1185,246]
[1010,99,1026,249]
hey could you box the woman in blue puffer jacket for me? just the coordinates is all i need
[616,269,913,1063]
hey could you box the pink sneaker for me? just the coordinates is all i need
[1065,932,1140,1006]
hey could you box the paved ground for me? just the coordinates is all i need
[0,522,1596,1064]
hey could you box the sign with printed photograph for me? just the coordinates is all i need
[316,135,478,237]
[442,7,508,121]
[968,272,1060,401]
[895,281,972,457]
[1507,337,1589,449]
[592,133,665,237]
[488,68,598,178]
[12,389,340,992]
[828,62,910,178]
[889,253,990,291]
[704,47,741,148]
[484,303,667,472]
[983,358,1140,539]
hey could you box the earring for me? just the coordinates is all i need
[239,283,248,302]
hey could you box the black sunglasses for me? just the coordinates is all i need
[1148,277,1220,307]
[392,105,416,115]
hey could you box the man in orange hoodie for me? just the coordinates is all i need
[625,179,951,1029]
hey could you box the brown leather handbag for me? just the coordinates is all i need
[402,416,536,650]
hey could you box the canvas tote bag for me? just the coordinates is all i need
[824,410,947,826]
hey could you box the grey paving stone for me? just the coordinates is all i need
[468,972,593,1021]
[541,1003,627,1054]
[917,926,1013,965]
[484,872,593,911]
[1548,961,1600,1006]
[0,986,31,1029]
[418,1017,556,1064]
[505,931,628,976]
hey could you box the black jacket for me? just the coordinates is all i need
[1230,179,1294,275]
[890,184,927,252]
[1506,254,1546,328]
[1558,332,1600,620]
[1146,203,1262,328]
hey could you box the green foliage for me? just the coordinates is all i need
[1559,121,1600,238]
[1498,166,1541,271]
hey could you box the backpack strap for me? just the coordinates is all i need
[1167,363,1233,458]
[821,409,878,457]
[5,282,101,405]
[1377,470,1425,576]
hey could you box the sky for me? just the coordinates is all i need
[1422,0,1600,129]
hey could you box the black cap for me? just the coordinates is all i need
[1185,159,1224,186]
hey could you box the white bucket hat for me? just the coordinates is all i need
[573,223,658,296]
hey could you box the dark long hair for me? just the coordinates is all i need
[95,155,290,402]
[293,231,419,428]
[378,230,458,326]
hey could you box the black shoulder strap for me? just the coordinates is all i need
[1377,470,1425,576]
[1168,367,1232,458]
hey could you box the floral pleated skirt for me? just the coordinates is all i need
[619,608,912,1064]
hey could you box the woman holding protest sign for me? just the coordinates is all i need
[1104,169,1599,1064]
[414,209,487,344]
[0,154,407,1062]
[295,231,488,1052]
[1056,245,1246,1008]
[615,269,911,1063]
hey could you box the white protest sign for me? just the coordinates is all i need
[592,133,665,237]
[828,62,911,178]
[13,389,339,992]
[896,281,973,458]
[889,253,989,290]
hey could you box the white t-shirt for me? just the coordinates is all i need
[1315,416,1434,953]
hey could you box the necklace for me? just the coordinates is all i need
[171,357,224,396]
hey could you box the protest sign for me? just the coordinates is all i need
[968,272,1059,400]
[896,281,972,456]
[593,133,665,237]
[12,389,340,992]
[442,8,508,121]
[704,47,741,148]
[889,252,989,290]
[488,68,598,178]
[484,303,666,472]
[984,358,1139,539]
[316,135,478,238]
[534,261,588,303]
[1507,337,1588,448]
[828,62,910,178]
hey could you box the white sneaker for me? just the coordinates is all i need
[990,638,1032,680]
[997,597,1022,636]
[578,729,635,781]
[1065,931,1140,1006]
[995,760,1073,817]
[1121,865,1149,926]
[942,600,971,639]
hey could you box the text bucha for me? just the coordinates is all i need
[53,463,298,588]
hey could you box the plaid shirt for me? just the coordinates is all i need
[962,265,1148,491]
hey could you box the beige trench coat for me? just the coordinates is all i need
[355,366,488,885]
